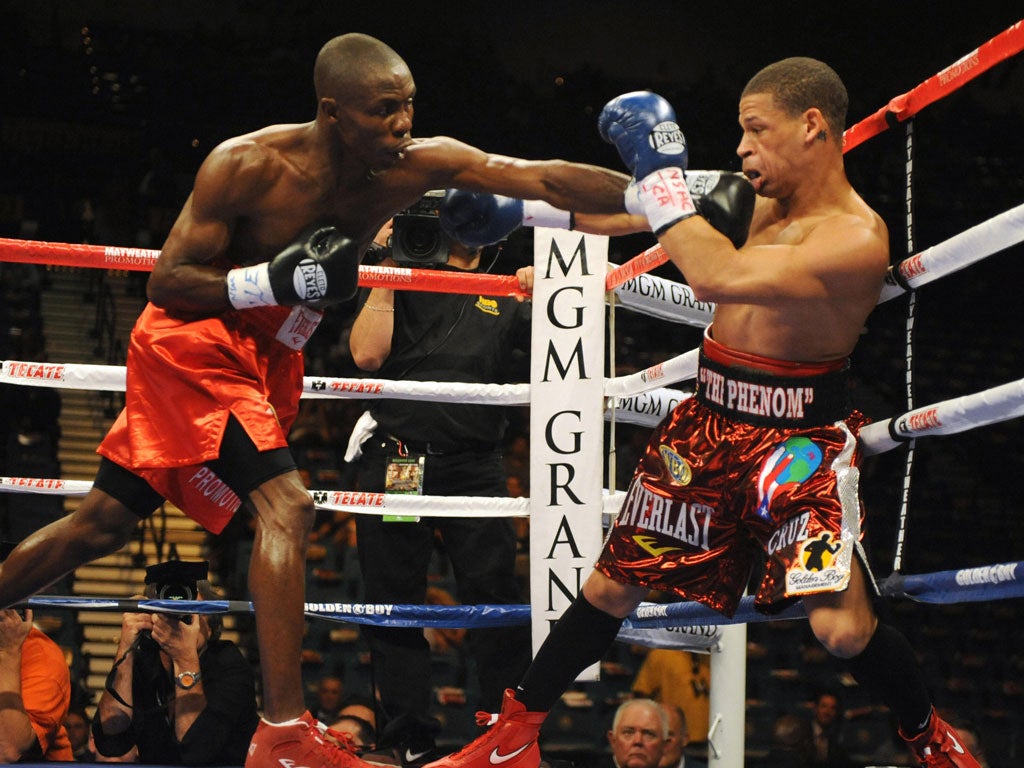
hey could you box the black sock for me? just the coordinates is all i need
[846,623,933,736]
[515,593,624,712]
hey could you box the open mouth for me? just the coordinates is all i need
[392,139,412,158]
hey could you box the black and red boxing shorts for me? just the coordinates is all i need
[596,331,873,617]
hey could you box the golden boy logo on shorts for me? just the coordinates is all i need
[786,531,848,596]
[658,445,692,485]
[799,532,842,572]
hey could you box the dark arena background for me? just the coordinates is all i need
[1,2,1022,767]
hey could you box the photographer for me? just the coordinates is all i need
[92,560,258,765]
[346,200,533,765]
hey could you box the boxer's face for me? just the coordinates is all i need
[327,65,415,172]
[736,92,805,199]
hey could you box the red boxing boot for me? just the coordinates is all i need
[899,708,982,767]
[246,711,378,768]
[423,690,547,768]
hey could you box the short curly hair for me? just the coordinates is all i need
[742,57,848,134]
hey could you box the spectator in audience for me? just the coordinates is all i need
[659,704,705,768]
[605,698,667,768]
[765,713,814,768]
[311,673,346,725]
[339,696,378,730]
[0,540,73,762]
[330,713,377,753]
[951,722,989,768]
[631,649,710,748]
[807,689,850,767]
[65,707,97,762]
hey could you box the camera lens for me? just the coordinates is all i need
[158,583,195,601]
[398,219,443,261]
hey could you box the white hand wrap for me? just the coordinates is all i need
[522,199,572,229]
[227,263,278,309]
[624,180,643,216]
[635,167,697,234]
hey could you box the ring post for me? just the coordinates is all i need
[707,622,746,768]
[528,228,609,679]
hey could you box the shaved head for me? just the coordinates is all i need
[314,33,409,101]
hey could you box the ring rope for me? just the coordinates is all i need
[0,352,699,402]
[21,558,1023,629]
[841,20,1024,152]
[0,475,627,520]
[2,202,1020,335]
[7,369,1021,503]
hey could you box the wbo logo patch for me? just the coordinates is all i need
[756,436,822,520]
[659,445,692,485]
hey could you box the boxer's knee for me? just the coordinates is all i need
[249,471,315,538]
[807,602,877,658]
[582,570,648,618]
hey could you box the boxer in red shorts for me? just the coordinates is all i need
[426,58,979,768]
[0,33,631,768]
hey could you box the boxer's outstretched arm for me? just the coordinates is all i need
[406,137,630,215]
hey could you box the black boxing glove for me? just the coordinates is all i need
[626,170,754,248]
[689,171,755,248]
[226,225,359,309]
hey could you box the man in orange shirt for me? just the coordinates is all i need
[0,605,73,761]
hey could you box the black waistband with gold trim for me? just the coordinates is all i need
[695,347,851,428]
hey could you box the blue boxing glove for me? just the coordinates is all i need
[439,189,524,248]
[439,189,575,248]
[598,91,688,178]
[599,91,696,234]
[226,224,359,309]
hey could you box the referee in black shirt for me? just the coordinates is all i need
[347,216,533,767]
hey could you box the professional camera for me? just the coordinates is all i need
[391,189,449,265]
[144,559,209,624]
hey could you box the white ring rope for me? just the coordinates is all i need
[612,271,714,327]
[878,201,1024,302]
[0,474,628,521]
[858,377,1024,455]
[0,353,697,403]
[611,202,1024,325]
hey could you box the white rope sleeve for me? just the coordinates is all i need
[878,202,1024,303]
[859,377,1024,455]
[603,348,700,398]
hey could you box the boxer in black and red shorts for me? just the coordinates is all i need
[597,329,874,616]
[425,57,980,768]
